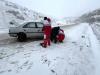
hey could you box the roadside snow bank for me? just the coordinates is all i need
[87,24,100,75]
[91,23,100,41]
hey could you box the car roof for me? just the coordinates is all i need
[19,21,43,27]
[22,21,43,25]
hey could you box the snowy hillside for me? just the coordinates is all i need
[0,0,76,30]
[79,8,100,24]
[56,17,79,26]
[0,0,46,29]
[0,23,100,75]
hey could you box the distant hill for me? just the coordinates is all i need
[79,8,100,24]
[0,0,46,28]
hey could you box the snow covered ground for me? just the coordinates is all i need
[0,23,100,75]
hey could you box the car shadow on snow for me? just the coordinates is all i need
[0,37,43,47]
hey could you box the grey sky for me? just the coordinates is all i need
[7,0,100,18]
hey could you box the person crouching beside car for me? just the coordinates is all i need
[51,26,65,43]
[51,26,60,43]
[40,17,52,48]
[56,28,65,43]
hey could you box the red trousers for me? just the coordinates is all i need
[42,26,51,47]
[43,34,51,46]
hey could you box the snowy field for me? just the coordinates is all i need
[0,23,100,75]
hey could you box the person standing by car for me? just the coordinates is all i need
[40,17,52,48]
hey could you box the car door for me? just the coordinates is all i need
[35,22,44,37]
[23,22,40,38]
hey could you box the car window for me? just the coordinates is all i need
[23,22,36,28]
[36,22,43,28]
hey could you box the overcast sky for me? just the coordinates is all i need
[7,0,100,18]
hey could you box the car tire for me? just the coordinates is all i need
[17,32,27,42]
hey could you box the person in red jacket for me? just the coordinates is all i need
[56,29,65,43]
[40,17,52,48]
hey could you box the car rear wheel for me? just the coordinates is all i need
[17,32,27,42]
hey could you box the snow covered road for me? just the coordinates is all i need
[0,23,100,75]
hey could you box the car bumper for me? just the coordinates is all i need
[9,33,17,37]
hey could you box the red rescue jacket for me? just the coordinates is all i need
[42,20,52,36]
[56,29,65,42]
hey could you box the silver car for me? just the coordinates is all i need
[9,22,44,41]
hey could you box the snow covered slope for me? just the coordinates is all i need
[79,8,100,24]
[56,17,79,26]
[0,23,100,75]
[91,23,100,41]
[0,0,46,29]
